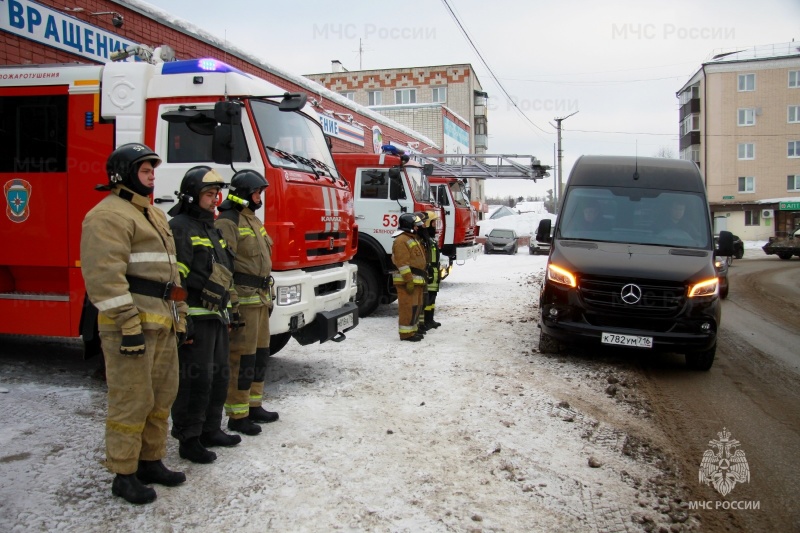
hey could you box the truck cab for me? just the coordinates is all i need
[429,176,481,263]
[333,151,442,317]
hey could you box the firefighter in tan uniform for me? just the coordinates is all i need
[215,170,279,436]
[391,213,427,341]
[80,143,188,505]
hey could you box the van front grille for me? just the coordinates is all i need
[579,276,685,318]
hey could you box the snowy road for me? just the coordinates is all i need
[0,251,696,532]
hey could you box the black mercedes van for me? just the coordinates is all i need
[535,155,733,370]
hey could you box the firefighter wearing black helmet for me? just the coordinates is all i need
[415,211,443,331]
[80,143,188,504]
[215,169,278,436]
[391,213,427,341]
[168,166,242,464]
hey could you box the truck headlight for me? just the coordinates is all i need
[277,284,301,305]
[688,278,718,297]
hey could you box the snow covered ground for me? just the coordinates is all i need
[0,248,740,532]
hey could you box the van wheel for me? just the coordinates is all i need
[269,332,292,356]
[538,330,560,354]
[353,259,381,318]
[685,344,715,371]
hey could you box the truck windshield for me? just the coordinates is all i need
[405,166,429,202]
[559,187,711,249]
[250,100,339,180]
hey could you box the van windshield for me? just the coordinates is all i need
[559,187,711,249]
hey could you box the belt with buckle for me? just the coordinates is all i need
[126,275,187,301]
[234,272,273,289]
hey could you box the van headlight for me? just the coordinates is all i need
[277,284,301,305]
[688,278,718,297]
[546,263,577,288]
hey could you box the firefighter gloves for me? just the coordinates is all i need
[201,281,227,312]
[120,333,146,357]
[405,280,416,294]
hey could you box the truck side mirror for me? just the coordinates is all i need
[212,124,233,165]
[716,230,734,257]
[536,219,552,243]
[214,101,241,126]
[278,92,307,112]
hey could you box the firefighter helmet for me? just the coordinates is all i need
[168,166,227,216]
[105,143,162,196]
[220,169,269,210]
[415,210,439,227]
[399,213,423,231]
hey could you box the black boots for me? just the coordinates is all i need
[179,437,217,464]
[112,473,156,504]
[424,310,441,329]
[227,416,262,435]
[200,428,242,448]
[401,334,423,342]
[249,406,279,424]
[136,459,186,487]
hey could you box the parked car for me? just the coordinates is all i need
[484,228,518,255]
[714,233,744,261]
[529,225,554,255]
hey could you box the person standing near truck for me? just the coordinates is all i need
[215,170,279,436]
[391,213,427,341]
[416,211,442,330]
[168,166,242,464]
[80,143,188,505]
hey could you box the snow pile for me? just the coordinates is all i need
[478,211,556,237]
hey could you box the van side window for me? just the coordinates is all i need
[167,110,250,163]
[0,95,67,173]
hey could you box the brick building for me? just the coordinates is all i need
[1,0,439,155]
[678,42,800,239]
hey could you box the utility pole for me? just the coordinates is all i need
[554,111,579,208]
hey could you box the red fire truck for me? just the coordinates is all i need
[429,176,482,265]
[333,149,443,318]
[0,51,358,355]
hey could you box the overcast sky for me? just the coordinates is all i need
[140,0,799,199]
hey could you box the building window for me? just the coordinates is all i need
[744,210,761,226]
[789,106,800,123]
[432,86,447,103]
[789,141,800,157]
[680,114,700,136]
[394,88,417,104]
[788,175,800,192]
[737,143,755,160]
[368,90,382,106]
[738,108,755,126]
[339,91,355,101]
[737,176,755,193]
[790,71,800,88]
[738,73,755,92]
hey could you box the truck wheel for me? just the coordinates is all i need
[685,344,715,371]
[269,332,291,356]
[529,247,535,255]
[778,252,793,260]
[735,246,744,260]
[353,259,381,318]
[538,330,560,354]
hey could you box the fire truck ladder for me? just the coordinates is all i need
[412,153,550,180]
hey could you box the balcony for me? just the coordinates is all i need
[679,98,701,120]
[474,133,488,149]
[679,131,701,151]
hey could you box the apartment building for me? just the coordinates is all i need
[305,62,490,214]
[678,42,800,239]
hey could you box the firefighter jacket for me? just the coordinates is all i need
[391,231,428,286]
[215,206,273,308]
[80,185,187,334]
[169,205,235,323]
[423,234,441,291]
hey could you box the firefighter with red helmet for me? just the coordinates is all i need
[168,166,242,464]
[80,143,188,504]
[391,213,427,341]
[215,169,279,436]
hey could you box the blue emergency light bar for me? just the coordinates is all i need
[161,59,249,77]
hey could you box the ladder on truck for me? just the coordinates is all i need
[412,153,550,180]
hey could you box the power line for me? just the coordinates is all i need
[439,0,554,140]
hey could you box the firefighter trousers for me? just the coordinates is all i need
[171,319,229,442]
[100,328,178,475]
[396,284,423,339]
[225,304,270,419]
